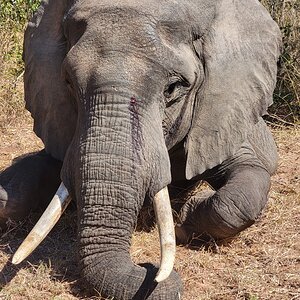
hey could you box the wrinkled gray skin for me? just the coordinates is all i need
[0,0,281,299]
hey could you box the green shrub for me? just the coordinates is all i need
[0,0,40,75]
[0,0,40,27]
[0,1,40,127]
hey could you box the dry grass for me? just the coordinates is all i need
[0,122,299,299]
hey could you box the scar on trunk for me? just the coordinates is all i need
[129,97,144,163]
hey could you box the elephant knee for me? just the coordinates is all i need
[0,151,62,226]
[208,174,269,238]
[209,192,260,238]
[0,185,28,227]
[0,186,9,224]
[176,167,271,241]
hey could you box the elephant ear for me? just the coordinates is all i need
[24,0,76,161]
[185,0,281,180]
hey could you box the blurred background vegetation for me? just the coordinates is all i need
[0,0,40,126]
[261,0,300,124]
[0,0,299,127]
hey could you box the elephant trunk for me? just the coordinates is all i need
[66,92,181,299]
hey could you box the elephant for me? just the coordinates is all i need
[0,0,281,299]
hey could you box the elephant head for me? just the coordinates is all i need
[13,0,281,299]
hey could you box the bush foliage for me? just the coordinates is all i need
[0,0,40,126]
[0,0,299,124]
[0,0,40,75]
[261,0,300,122]
[0,0,40,26]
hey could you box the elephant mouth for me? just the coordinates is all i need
[12,182,176,283]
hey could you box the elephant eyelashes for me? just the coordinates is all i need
[164,77,190,106]
[65,74,75,95]
[66,78,72,90]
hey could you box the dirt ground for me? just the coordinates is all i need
[0,121,299,300]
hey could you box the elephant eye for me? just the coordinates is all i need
[164,76,190,106]
[65,73,74,92]
[66,78,72,88]
[165,81,180,97]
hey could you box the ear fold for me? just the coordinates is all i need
[185,0,281,180]
[24,0,76,161]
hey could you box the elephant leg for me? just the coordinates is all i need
[0,150,62,227]
[175,142,274,243]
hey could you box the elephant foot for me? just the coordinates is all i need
[0,150,62,227]
[175,190,216,245]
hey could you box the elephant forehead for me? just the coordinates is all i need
[63,0,214,82]
[65,0,215,37]
[65,6,177,64]
[67,0,189,19]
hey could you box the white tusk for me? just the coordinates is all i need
[153,186,176,283]
[12,182,71,265]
